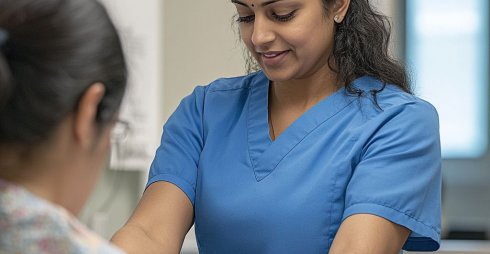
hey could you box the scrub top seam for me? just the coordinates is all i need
[345,202,440,234]
[147,173,196,194]
[208,87,250,93]
[200,87,207,148]
[325,156,342,249]
[246,86,258,170]
[324,139,358,248]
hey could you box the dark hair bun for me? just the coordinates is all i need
[0,0,127,146]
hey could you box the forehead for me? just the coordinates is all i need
[231,0,287,7]
[231,0,326,7]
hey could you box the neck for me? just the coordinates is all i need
[0,150,91,216]
[270,67,340,111]
[0,121,99,216]
[267,68,341,140]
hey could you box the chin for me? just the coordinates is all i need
[261,67,297,82]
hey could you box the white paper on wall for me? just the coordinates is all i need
[99,0,163,171]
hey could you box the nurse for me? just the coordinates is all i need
[113,0,441,253]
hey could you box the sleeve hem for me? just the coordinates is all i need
[343,203,440,251]
[146,174,196,206]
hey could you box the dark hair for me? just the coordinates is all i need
[327,0,410,95]
[243,0,411,95]
[0,0,127,146]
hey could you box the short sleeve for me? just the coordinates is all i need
[146,86,206,206]
[343,101,442,251]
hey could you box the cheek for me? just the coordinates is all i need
[288,20,334,54]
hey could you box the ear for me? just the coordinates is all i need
[73,82,106,148]
[332,0,350,23]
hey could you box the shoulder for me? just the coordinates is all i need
[180,71,267,109]
[204,71,267,93]
[352,76,439,122]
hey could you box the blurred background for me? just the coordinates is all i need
[79,0,490,253]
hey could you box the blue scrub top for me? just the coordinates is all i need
[147,71,441,253]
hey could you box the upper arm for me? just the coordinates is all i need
[112,87,206,253]
[134,182,194,238]
[343,101,442,251]
[146,86,207,205]
[330,214,410,254]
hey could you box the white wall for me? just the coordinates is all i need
[162,1,246,122]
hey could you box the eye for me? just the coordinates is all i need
[272,10,297,22]
[236,15,255,23]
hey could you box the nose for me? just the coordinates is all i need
[251,16,276,49]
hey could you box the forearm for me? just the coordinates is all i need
[111,182,194,254]
[329,240,402,254]
[111,223,181,254]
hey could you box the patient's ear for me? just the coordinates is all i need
[73,82,106,148]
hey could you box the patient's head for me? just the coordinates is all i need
[0,0,127,214]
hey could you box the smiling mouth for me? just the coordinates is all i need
[258,50,290,67]
[260,51,289,59]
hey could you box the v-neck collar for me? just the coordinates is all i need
[247,71,356,182]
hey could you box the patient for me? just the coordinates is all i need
[0,0,127,252]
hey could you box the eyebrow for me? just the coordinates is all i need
[231,0,282,7]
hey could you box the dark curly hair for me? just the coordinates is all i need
[242,0,411,96]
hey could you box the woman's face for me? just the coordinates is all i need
[233,0,337,82]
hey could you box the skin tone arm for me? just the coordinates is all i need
[111,182,194,254]
[329,214,411,254]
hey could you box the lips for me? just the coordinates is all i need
[262,51,286,58]
[258,50,289,66]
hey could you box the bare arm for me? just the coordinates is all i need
[329,214,410,254]
[111,182,194,254]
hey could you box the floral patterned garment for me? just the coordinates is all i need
[0,178,125,254]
